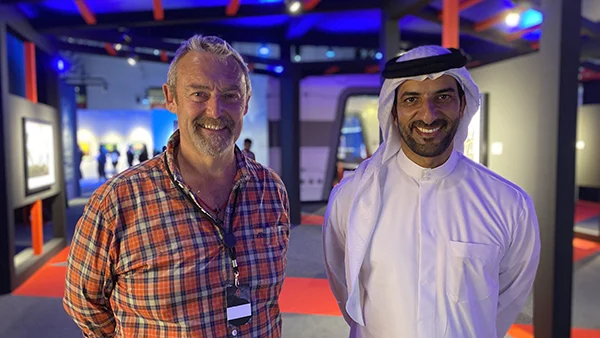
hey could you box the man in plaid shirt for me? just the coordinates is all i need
[63,35,291,337]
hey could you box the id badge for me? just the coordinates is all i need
[226,285,252,326]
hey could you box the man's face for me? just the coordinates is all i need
[393,75,466,158]
[163,51,250,157]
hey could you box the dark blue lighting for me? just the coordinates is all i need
[258,46,270,56]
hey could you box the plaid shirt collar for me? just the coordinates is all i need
[164,130,256,192]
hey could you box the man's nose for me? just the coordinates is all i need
[205,95,223,118]
[419,99,440,124]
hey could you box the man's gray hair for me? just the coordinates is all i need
[167,35,252,98]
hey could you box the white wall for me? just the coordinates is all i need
[576,105,600,187]
[77,53,169,111]
[470,53,546,203]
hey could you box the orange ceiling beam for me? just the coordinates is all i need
[226,0,240,16]
[104,42,117,56]
[474,6,526,32]
[505,24,542,41]
[74,0,96,25]
[153,0,165,21]
[438,0,483,19]
[304,0,321,11]
[442,0,460,48]
[324,66,340,74]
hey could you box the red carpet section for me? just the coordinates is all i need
[575,200,600,223]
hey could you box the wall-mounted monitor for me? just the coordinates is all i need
[23,118,56,195]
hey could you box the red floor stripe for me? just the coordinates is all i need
[575,200,600,223]
[279,277,341,316]
[511,324,600,338]
[300,214,324,225]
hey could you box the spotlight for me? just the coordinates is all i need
[258,45,270,56]
[326,49,335,58]
[288,0,301,13]
[153,49,160,56]
[375,52,383,60]
[505,12,520,27]
[57,59,65,71]
[127,55,138,66]
[115,43,122,51]
[294,54,302,62]
[274,65,284,74]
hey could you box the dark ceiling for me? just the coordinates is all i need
[2,0,600,76]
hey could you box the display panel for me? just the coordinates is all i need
[23,118,56,195]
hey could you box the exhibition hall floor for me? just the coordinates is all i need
[0,180,599,337]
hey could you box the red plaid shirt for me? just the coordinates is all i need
[64,131,290,337]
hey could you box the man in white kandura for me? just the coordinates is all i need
[323,45,540,338]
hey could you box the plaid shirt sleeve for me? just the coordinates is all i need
[63,186,117,337]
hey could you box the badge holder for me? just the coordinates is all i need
[224,233,252,327]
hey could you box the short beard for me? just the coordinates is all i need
[189,116,235,157]
[398,118,460,158]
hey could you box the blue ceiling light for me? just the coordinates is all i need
[258,45,270,56]
[274,65,284,73]
[57,59,65,71]
[326,49,335,58]
[375,52,383,60]
[518,8,543,29]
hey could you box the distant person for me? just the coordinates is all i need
[126,146,134,167]
[323,46,540,338]
[110,148,120,173]
[138,145,149,162]
[63,35,290,337]
[242,138,256,160]
[96,146,106,180]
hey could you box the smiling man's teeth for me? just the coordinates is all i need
[417,126,440,134]
[201,125,224,131]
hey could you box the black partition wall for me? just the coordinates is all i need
[0,11,67,294]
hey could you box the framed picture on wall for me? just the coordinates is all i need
[23,117,56,195]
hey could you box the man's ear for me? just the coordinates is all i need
[243,93,252,116]
[162,83,177,113]
[459,95,467,118]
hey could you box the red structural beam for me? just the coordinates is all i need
[104,42,117,56]
[74,0,97,25]
[364,65,380,73]
[324,66,340,74]
[226,0,240,16]
[160,50,168,63]
[438,0,483,19]
[442,0,460,48]
[506,24,542,41]
[304,0,321,11]
[24,41,38,103]
[153,0,165,21]
[474,6,526,32]
[31,200,43,255]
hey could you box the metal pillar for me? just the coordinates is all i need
[278,44,301,225]
[533,0,581,336]
[0,22,15,294]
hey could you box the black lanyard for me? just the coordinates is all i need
[164,154,242,287]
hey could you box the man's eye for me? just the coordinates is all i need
[438,94,451,100]
[404,97,417,103]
